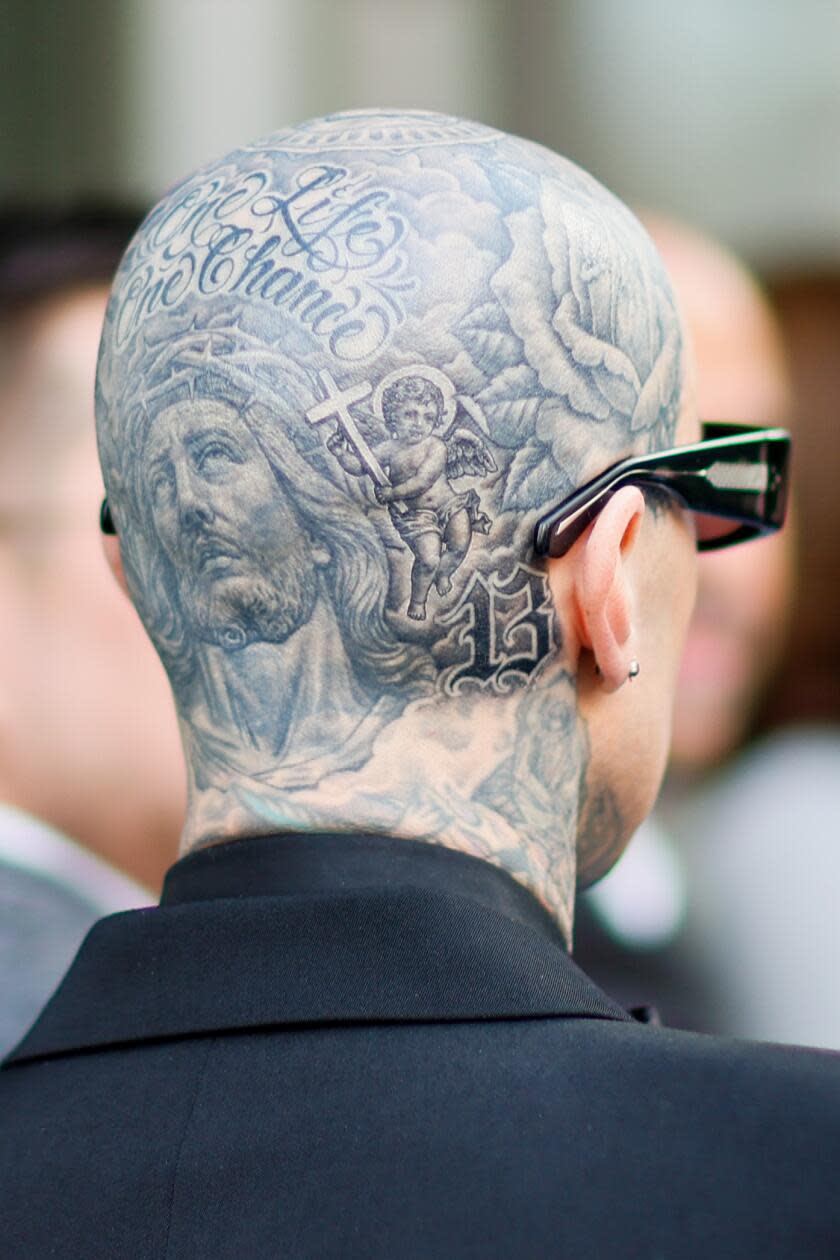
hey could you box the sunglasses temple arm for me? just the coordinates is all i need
[535,497,608,559]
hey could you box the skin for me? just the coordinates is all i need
[0,287,184,891]
[643,217,794,774]
[98,110,699,944]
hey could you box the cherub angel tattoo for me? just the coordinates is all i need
[327,372,496,619]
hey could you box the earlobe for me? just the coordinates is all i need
[101,532,131,599]
[575,486,645,692]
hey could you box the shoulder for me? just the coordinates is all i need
[2,1018,838,1257]
[409,1017,840,1159]
[561,1016,840,1097]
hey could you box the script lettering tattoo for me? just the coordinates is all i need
[114,165,415,360]
[96,110,683,941]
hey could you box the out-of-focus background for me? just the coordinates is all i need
[1,0,838,1048]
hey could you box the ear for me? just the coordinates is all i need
[101,532,131,599]
[573,486,645,692]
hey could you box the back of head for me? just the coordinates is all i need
[97,111,692,936]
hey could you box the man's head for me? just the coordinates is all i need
[0,208,185,889]
[644,216,794,775]
[96,110,703,937]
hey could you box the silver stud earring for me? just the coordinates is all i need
[595,660,640,683]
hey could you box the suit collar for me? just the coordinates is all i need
[161,831,568,941]
[5,832,629,1066]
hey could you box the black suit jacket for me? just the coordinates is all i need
[2,832,839,1258]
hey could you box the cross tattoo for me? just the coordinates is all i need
[306,369,404,511]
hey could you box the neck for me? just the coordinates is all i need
[191,601,371,758]
[179,649,585,946]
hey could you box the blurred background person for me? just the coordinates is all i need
[579,218,840,1048]
[655,217,795,774]
[0,208,186,1052]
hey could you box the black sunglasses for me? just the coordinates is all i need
[100,422,791,555]
[533,422,791,559]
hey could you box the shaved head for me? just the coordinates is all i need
[96,111,693,939]
[98,112,683,671]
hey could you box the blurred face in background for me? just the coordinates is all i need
[0,286,185,889]
[645,219,795,776]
